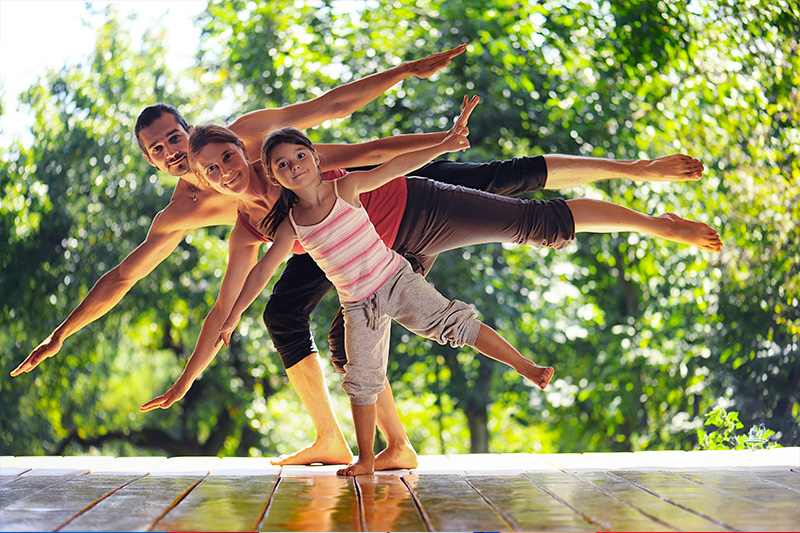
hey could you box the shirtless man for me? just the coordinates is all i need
[12,45,714,469]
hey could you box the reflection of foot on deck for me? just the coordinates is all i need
[375,440,419,471]
[271,437,353,466]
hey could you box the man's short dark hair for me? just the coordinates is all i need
[134,103,191,154]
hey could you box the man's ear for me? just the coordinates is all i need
[142,152,155,168]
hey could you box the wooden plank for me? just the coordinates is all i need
[613,470,798,531]
[0,476,77,510]
[258,475,361,532]
[91,456,169,474]
[154,474,278,532]
[692,448,800,467]
[18,456,116,477]
[59,474,206,532]
[403,473,509,532]
[523,471,674,531]
[355,475,426,532]
[0,474,141,532]
[570,471,731,531]
[747,467,800,491]
[467,474,595,531]
[446,453,523,474]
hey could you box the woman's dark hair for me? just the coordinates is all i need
[187,124,244,184]
[259,127,318,237]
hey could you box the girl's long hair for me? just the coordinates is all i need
[259,127,318,237]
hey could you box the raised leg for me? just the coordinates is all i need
[472,324,554,390]
[567,198,723,252]
[272,353,354,465]
[544,154,704,189]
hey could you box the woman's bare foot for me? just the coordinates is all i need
[516,360,555,390]
[654,213,723,252]
[271,436,353,466]
[636,154,704,182]
[374,440,419,471]
[337,456,375,476]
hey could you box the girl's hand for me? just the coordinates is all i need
[216,315,241,348]
[443,95,480,152]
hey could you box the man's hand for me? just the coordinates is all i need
[407,44,468,79]
[11,334,63,376]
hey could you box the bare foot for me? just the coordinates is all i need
[337,456,375,476]
[517,360,555,390]
[655,213,723,252]
[636,154,704,182]
[374,440,419,471]
[271,437,353,466]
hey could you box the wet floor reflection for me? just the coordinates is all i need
[258,475,360,532]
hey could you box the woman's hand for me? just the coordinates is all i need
[140,377,192,412]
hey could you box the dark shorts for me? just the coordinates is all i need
[263,156,575,370]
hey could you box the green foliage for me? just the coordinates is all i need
[696,406,778,450]
[2,0,798,457]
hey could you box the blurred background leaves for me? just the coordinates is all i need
[2,0,797,457]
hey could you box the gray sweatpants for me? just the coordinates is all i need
[341,259,481,405]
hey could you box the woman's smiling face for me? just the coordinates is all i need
[192,141,251,196]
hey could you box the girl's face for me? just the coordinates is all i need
[193,141,251,196]
[268,142,320,190]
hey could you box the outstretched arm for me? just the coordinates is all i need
[229,44,467,151]
[11,198,213,377]
[347,96,479,196]
[314,132,449,171]
[217,222,296,347]
[140,222,294,412]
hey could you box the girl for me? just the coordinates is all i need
[217,98,555,476]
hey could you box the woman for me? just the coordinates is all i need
[141,100,722,470]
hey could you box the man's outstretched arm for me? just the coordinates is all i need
[230,44,467,150]
[11,200,205,376]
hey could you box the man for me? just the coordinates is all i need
[13,45,707,469]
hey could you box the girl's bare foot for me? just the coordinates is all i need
[337,456,375,476]
[655,213,723,252]
[516,360,555,390]
[374,440,419,471]
[637,154,704,182]
[271,437,353,466]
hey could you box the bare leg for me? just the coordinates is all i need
[272,353,354,466]
[544,154,704,189]
[568,199,723,252]
[374,377,419,471]
[472,324,554,390]
[337,402,377,476]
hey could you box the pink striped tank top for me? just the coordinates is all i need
[288,182,402,303]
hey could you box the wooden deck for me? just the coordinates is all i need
[1,448,798,532]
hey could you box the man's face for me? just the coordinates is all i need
[138,113,192,176]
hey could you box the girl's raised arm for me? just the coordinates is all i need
[347,96,479,196]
